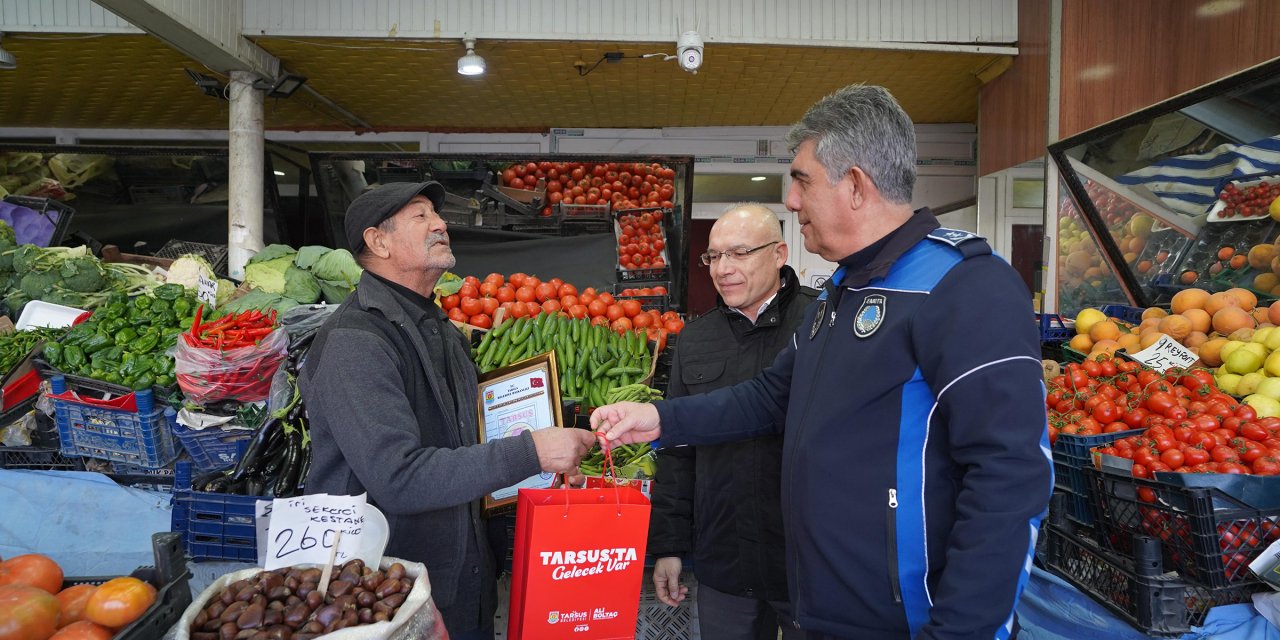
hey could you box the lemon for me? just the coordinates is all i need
[1226,348,1264,375]
[1221,340,1245,362]
[1245,394,1280,418]
[1075,308,1107,336]
[1217,373,1243,395]
[1270,195,1280,222]
[1256,376,1280,400]
[1238,372,1266,395]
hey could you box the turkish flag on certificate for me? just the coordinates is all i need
[507,485,651,639]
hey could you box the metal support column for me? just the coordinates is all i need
[228,70,265,279]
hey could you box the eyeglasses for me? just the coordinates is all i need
[699,241,779,266]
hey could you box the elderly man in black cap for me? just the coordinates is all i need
[299,182,597,638]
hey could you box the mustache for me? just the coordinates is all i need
[425,233,449,247]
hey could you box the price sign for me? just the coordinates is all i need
[264,493,371,570]
[1130,335,1199,372]
[196,272,218,306]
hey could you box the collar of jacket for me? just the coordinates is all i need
[716,264,802,327]
[834,207,939,289]
[354,270,444,325]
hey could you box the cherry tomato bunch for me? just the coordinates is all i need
[441,273,685,340]
[1216,181,1278,219]
[500,162,679,216]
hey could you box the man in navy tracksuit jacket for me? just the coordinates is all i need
[593,85,1052,639]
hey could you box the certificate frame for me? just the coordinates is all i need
[476,351,563,514]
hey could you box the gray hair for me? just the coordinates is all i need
[786,84,917,204]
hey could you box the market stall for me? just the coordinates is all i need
[1035,57,1280,637]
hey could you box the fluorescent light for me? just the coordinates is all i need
[1196,0,1244,17]
[273,170,285,176]
[751,176,767,181]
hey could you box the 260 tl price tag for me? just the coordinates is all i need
[263,493,369,571]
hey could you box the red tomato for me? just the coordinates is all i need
[50,621,114,640]
[0,554,63,594]
[1183,446,1210,466]
[495,286,516,303]
[541,299,562,315]
[458,284,479,299]
[55,585,96,628]
[587,299,608,318]
[468,314,493,329]
[515,286,536,303]
[560,295,579,309]
[534,283,557,303]
[441,294,461,311]
[447,307,468,323]
[84,577,156,629]
[0,585,60,640]
[621,300,643,318]
[567,304,589,320]
[664,318,684,334]
[478,281,498,298]
[481,297,499,316]
[459,297,483,317]
[610,317,633,334]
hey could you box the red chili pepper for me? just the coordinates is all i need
[192,305,204,337]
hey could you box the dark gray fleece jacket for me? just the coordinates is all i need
[299,272,540,610]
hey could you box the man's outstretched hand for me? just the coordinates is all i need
[589,402,662,444]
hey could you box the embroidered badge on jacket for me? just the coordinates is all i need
[854,294,886,338]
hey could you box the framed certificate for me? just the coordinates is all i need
[476,351,563,514]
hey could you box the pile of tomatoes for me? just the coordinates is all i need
[500,162,679,216]
[440,272,685,338]
[0,553,157,640]
[616,210,668,272]
[1048,356,1280,477]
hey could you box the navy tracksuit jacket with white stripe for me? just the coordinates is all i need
[655,209,1052,639]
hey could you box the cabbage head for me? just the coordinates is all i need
[243,255,293,294]
[312,249,362,286]
[283,265,321,304]
[294,245,332,271]
[248,244,297,265]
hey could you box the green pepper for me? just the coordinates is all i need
[105,302,127,318]
[114,328,138,345]
[42,342,63,368]
[129,334,160,353]
[155,373,173,387]
[153,284,184,300]
[82,334,112,355]
[133,356,155,374]
[130,374,155,391]
[178,317,194,331]
[103,345,124,362]
[62,344,85,369]
[133,295,152,310]
[172,298,192,317]
[102,370,122,385]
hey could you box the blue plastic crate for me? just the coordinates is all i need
[1038,313,1073,343]
[49,375,179,469]
[170,462,260,562]
[170,420,251,472]
[1099,304,1145,325]
[1051,428,1145,525]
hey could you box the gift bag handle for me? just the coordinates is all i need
[559,434,624,517]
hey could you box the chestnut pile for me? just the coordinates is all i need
[188,560,412,640]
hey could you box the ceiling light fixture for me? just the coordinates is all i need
[273,170,286,176]
[0,33,17,71]
[751,176,767,182]
[457,37,486,76]
[257,72,308,98]
[184,68,225,98]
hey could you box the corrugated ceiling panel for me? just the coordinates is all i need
[0,0,139,31]
[242,0,1016,45]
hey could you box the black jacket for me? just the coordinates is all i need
[300,273,541,620]
[648,265,817,602]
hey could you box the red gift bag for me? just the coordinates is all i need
[507,478,651,639]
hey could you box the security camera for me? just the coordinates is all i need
[677,31,703,74]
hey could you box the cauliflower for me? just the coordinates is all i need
[163,254,217,290]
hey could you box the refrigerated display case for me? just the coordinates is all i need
[1048,57,1280,314]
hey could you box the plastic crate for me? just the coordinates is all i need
[108,459,178,493]
[1038,313,1074,343]
[612,282,671,312]
[171,461,260,562]
[49,375,180,469]
[0,445,85,471]
[34,358,180,408]
[1099,305,1145,325]
[636,568,700,640]
[1042,523,1265,635]
[170,420,251,472]
[1085,466,1280,589]
[63,532,192,640]
[153,239,229,275]
[1051,428,1146,525]
[557,202,610,220]
[618,266,672,283]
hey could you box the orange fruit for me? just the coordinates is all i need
[1212,306,1255,335]
[1170,288,1210,314]
[1141,307,1168,321]
[1180,308,1211,334]
[1089,320,1121,342]
[1204,291,1240,316]
[1226,287,1257,312]
[1157,314,1192,340]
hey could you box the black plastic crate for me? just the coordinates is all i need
[1085,466,1280,589]
[1042,523,1265,636]
[1051,429,1145,526]
[153,239,229,276]
[612,282,671,312]
[0,445,85,471]
[63,532,192,640]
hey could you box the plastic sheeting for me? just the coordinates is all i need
[0,469,171,576]
[1018,566,1279,640]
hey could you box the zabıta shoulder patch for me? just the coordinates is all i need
[854,294,886,338]
[927,228,983,247]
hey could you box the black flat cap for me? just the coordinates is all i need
[344,181,447,254]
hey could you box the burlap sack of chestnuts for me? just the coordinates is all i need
[174,557,446,640]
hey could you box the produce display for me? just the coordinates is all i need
[187,560,411,639]
[0,325,65,376]
[40,284,199,390]
[1056,186,1124,317]
[500,161,679,217]
[474,312,655,407]
[0,553,156,640]
[175,308,286,404]
[1211,179,1280,221]
[0,240,161,315]
[440,272,683,337]
[615,209,669,272]
[230,245,362,314]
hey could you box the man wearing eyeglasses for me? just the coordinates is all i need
[593,84,1050,640]
[648,203,816,640]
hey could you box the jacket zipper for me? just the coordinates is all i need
[788,296,837,620]
[886,488,902,604]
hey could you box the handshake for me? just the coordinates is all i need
[529,402,663,474]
